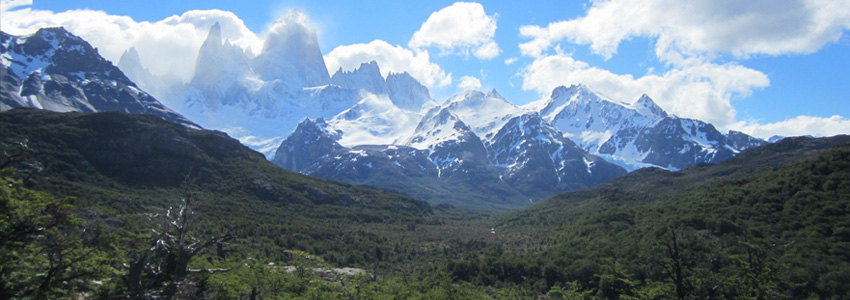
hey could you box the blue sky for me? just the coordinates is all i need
[3,0,849,138]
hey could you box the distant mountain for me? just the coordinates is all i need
[331,61,434,111]
[386,72,433,111]
[403,106,495,180]
[252,12,330,88]
[180,21,363,153]
[273,97,627,209]
[272,118,345,172]
[12,22,764,209]
[331,61,388,97]
[526,84,767,170]
[323,62,434,147]
[272,83,773,208]
[272,118,528,209]
[152,22,437,158]
[725,130,768,151]
[440,89,523,141]
[0,27,196,128]
[487,113,627,199]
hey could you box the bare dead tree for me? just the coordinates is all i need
[0,139,31,170]
[0,139,43,183]
[123,189,235,300]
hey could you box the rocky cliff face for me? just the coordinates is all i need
[386,72,432,111]
[271,118,345,172]
[251,10,330,88]
[331,61,388,96]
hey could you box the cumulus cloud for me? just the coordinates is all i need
[504,57,518,65]
[0,0,30,11]
[519,0,850,62]
[516,0,850,137]
[1,4,261,81]
[457,76,482,90]
[409,2,501,60]
[520,54,770,127]
[733,115,850,139]
[324,40,452,88]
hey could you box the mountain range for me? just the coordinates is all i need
[2,23,849,299]
[1,24,768,209]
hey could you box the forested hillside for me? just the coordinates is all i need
[2,109,848,299]
[447,136,850,298]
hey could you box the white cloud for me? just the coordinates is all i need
[457,76,482,90]
[504,57,518,65]
[0,5,261,81]
[324,40,452,88]
[520,54,770,127]
[0,0,30,11]
[733,115,850,139]
[161,10,262,56]
[519,0,850,63]
[473,40,500,60]
[409,2,500,60]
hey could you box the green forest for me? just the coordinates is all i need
[2,109,849,299]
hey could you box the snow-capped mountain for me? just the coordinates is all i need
[323,61,437,147]
[271,81,769,207]
[272,118,344,172]
[331,61,388,96]
[526,84,766,170]
[36,16,758,208]
[727,130,768,151]
[441,89,524,141]
[272,93,628,208]
[404,106,492,179]
[188,22,253,110]
[140,21,438,158]
[529,85,666,155]
[5,23,769,210]
[0,27,196,128]
[272,117,529,209]
[252,11,330,88]
[174,20,364,156]
[328,94,423,147]
[331,61,434,111]
[386,72,432,111]
[487,113,626,199]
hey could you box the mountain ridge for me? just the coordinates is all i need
[529,84,767,170]
[1,27,196,128]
